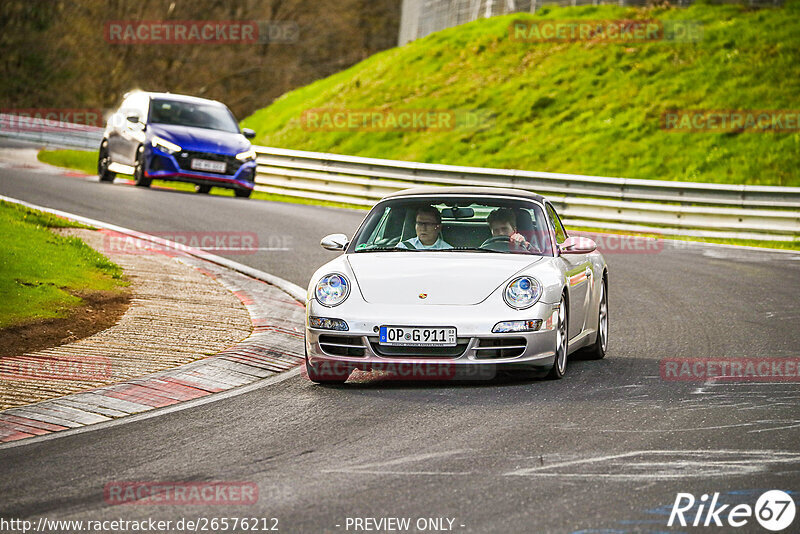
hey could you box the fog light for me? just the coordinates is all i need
[492,319,542,333]
[309,316,349,331]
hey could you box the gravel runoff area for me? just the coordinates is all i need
[0,228,306,443]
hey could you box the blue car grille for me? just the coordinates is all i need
[176,151,243,176]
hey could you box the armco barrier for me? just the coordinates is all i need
[0,113,796,241]
[252,146,800,241]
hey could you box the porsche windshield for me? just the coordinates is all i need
[351,197,554,256]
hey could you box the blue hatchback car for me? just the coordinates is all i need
[98,91,257,198]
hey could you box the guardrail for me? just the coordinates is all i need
[0,113,103,150]
[0,113,797,241]
[252,146,800,241]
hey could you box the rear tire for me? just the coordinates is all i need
[98,140,115,182]
[196,185,211,194]
[234,188,252,199]
[547,295,568,379]
[582,278,608,360]
[133,146,151,188]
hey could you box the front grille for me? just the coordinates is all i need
[474,337,526,359]
[319,335,366,357]
[369,339,468,358]
[176,151,243,176]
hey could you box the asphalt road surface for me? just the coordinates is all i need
[1,146,799,533]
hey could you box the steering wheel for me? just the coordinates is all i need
[480,235,511,251]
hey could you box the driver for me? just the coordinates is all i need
[397,206,453,250]
[484,208,533,251]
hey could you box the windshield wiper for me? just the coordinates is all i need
[354,247,408,253]
[440,247,500,253]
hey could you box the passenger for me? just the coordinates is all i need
[397,206,453,250]
[484,208,533,251]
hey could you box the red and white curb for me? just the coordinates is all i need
[0,195,307,446]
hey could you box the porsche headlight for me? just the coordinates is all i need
[151,136,181,154]
[236,148,256,161]
[503,276,542,310]
[315,273,350,307]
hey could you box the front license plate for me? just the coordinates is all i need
[379,326,457,347]
[190,158,226,173]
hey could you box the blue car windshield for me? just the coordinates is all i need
[148,99,240,133]
[350,197,554,256]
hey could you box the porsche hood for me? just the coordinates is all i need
[346,253,545,305]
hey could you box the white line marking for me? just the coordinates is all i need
[322,450,469,474]
[597,422,755,433]
[505,451,639,476]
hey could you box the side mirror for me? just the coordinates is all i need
[321,233,349,251]
[242,128,256,139]
[126,116,146,131]
[560,236,597,255]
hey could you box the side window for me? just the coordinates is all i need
[546,203,568,244]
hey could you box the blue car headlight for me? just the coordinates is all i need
[235,148,256,162]
[151,135,181,154]
[503,276,542,310]
[315,273,350,307]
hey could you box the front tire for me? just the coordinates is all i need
[234,188,252,199]
[547,295,568,379]
[196,185,211,194]
[133,146,151,188]
[98,140,115,182]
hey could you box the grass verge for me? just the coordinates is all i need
[243,2,800,187]
[0,200,127,328]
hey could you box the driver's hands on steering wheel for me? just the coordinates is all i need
[509,232,528,249]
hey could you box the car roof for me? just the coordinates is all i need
[382,186,547,204]
[126,91,227,107]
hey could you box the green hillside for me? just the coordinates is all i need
[243,2,800,186]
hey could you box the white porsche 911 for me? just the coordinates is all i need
[304,187,608,384]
